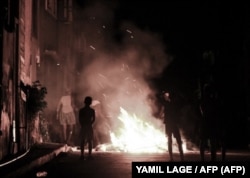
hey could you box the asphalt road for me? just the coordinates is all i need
[20,148,250,178]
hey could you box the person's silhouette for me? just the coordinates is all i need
[161,91,184,161]
[199,82,226,161]
[79,96,96,160]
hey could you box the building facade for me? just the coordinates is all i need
[0,0,75,161]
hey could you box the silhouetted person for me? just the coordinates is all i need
[199,82,226,161]
[161,91,184,161]
[79,96,95,160]
[56,89,76,144]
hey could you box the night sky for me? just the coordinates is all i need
[113,1,248,91]
[116,1,248,51]
[75,0,250,147]
[75,1,249,68]
[117,0,249,114]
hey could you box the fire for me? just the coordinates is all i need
[109,107,167,153]
[94,107,190,153]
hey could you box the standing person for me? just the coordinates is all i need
[199,82,226,161]
[161,91,184,161]
[79,96,95,160]
[56,89,76,144]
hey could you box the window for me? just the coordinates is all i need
[45,0,57,18]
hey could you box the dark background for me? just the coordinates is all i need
[76,0,250,148]
[119,0,250,148]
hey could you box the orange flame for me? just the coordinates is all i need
[110,107,168,153]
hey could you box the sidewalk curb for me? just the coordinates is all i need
[3,144,69,178]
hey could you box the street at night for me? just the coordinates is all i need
[19,147,250,178]
[1,0,250,178]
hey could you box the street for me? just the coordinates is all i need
[21,148,250,178]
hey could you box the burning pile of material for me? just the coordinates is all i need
[95,107,188,153]
[110,107,167,153]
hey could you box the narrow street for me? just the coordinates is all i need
[1,1,250,178]
[21,148,250,178]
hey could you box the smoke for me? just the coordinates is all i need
[74,1,171,129]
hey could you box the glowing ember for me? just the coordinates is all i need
[110,107,167,153]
